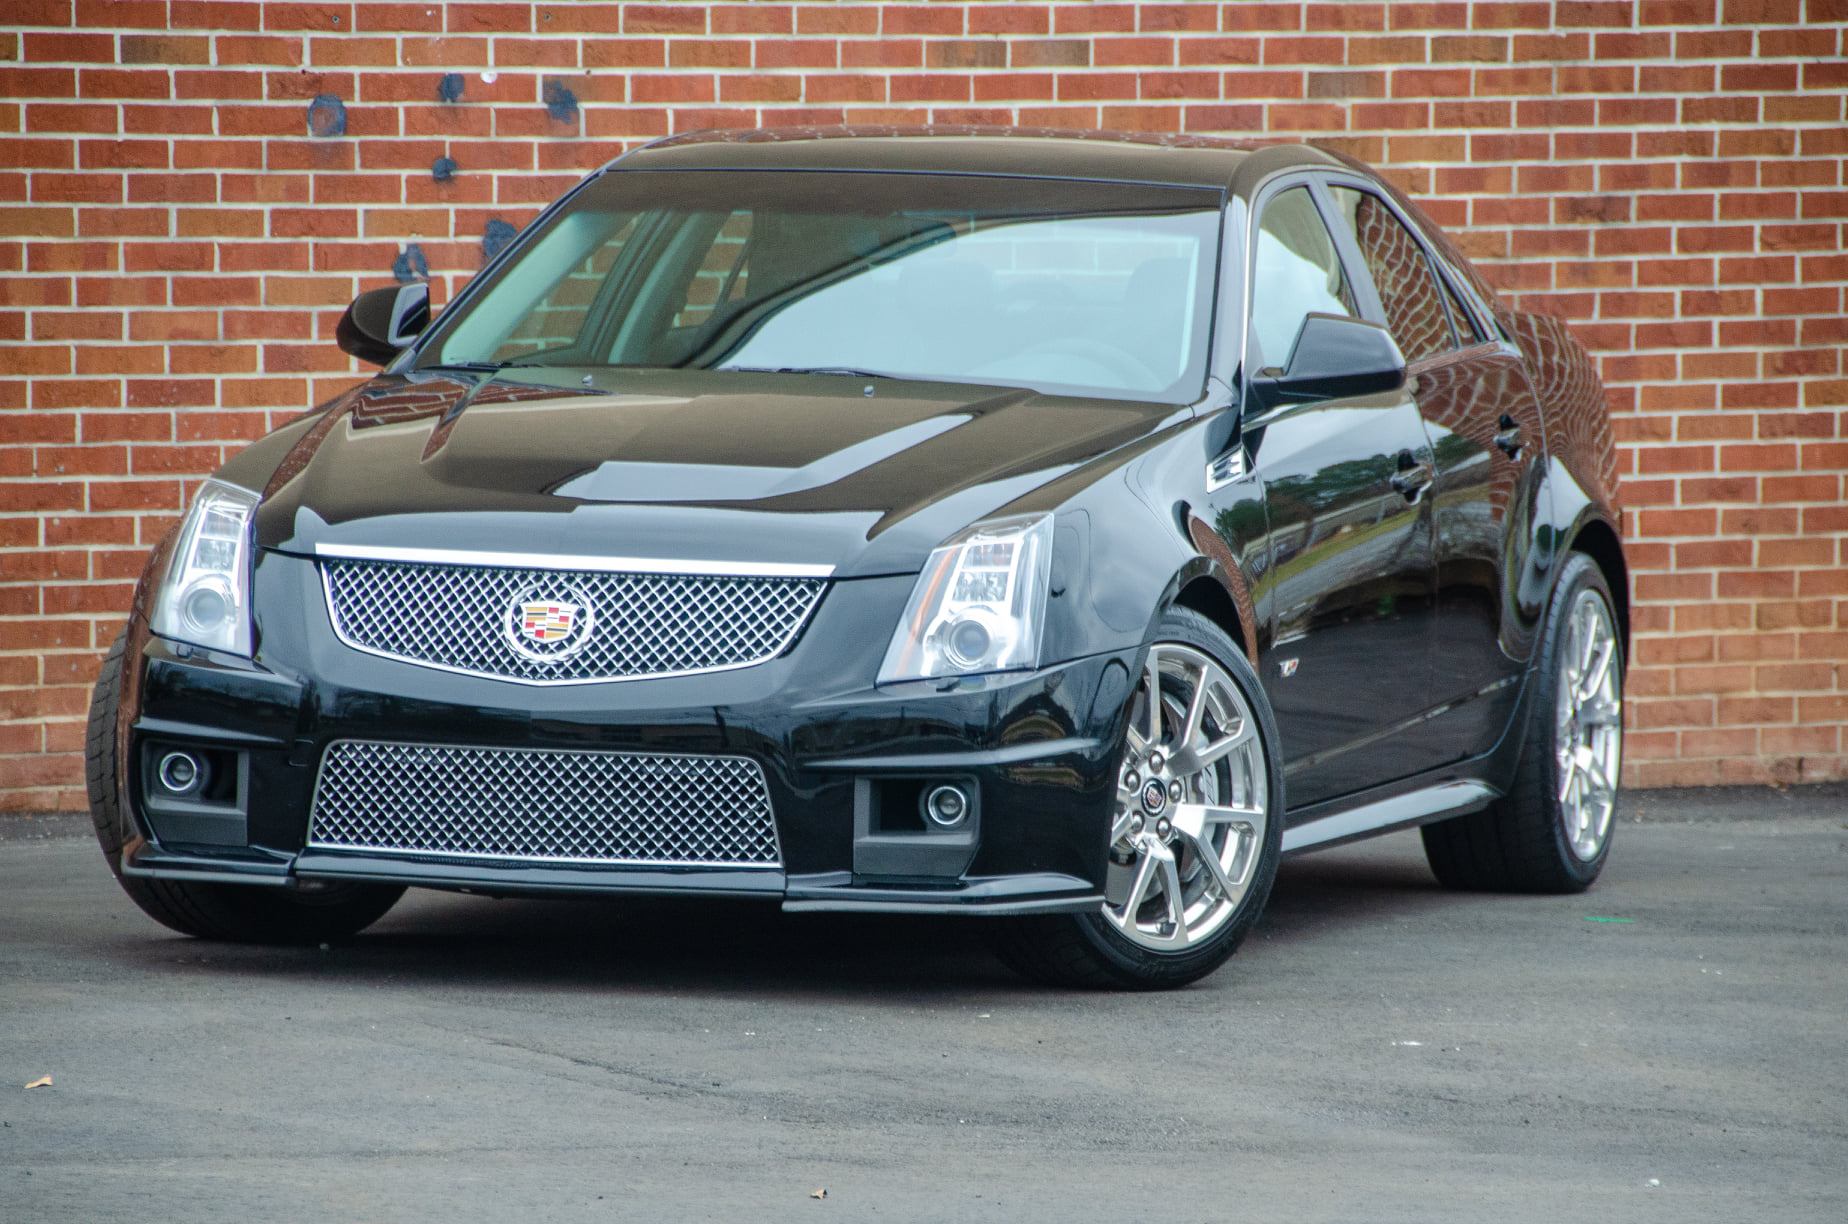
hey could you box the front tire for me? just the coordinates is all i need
[86,631,405,944]
[992,608,1285,989]
[1422,552,1624,893]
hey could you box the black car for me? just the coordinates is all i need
[87,129,1627,989]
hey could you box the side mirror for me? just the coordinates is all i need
[1252,313,1407,408]
[336,282,430,365]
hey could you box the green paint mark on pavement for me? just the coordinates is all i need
[1584,916,1634,924]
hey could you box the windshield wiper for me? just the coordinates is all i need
[420,358,550,374]
[717,365,899,380]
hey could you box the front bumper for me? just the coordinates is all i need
[113,552,1138,915]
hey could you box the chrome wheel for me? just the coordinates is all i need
[1556,588,1622,861]
[1105,642,1269,952]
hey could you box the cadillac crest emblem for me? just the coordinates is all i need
[505,586,594,662]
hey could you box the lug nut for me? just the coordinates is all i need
[1124,771,1139,790]
[1169,781,1183,802]
[1130,815,1145,835]
[1155,817,1173,839]
[1148,751,1165,772]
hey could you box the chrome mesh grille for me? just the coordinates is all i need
[320,558,826,684]
[308,741,781,867]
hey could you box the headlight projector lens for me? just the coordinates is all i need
[182,583,231,634]
[946,617,993,668]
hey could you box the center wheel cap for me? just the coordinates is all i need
[1140,778,1169,816]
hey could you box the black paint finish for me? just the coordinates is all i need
[103,130,1625,913]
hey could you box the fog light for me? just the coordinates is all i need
[923,784,970,829]
[156,750,206,797]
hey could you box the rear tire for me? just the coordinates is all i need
[1421,552,1623,893]
[87,631,404,944]
[992,608,1285,989]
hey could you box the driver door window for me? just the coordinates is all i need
[1248,186,1356,373]
[1328,186,1455,364]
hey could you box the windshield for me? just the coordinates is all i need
[419,170,1224,403]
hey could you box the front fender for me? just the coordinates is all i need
[1031,417,1267,670]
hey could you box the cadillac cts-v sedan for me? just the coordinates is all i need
[87,129,1627,988]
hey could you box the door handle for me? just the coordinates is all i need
[1390,450,1434,501]
[1494,414,1524,459]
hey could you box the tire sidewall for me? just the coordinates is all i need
[1071,607,1287,983]
[85,633,133,875]
[1532,554,1623,886]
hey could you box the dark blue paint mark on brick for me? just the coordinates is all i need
[542,78,579,123]
[482,219,517,264]
[392,243,429,284]
[438,72,465,103]
[306,94,346,138]
[431,156,458,182]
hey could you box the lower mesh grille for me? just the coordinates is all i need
[307,741,781,868]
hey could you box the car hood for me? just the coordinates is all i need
[253,367,1182,578]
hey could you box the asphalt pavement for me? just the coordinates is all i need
[3,786,1845,1222]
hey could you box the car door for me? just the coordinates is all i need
[1238,181,1441,809]
[1324,182,1550,763]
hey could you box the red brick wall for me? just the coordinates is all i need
[2,0,1846,809]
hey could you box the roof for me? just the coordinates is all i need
[612,126,1344,192]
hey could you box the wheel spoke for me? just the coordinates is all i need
[1141,647,1164,746]
[1570,745,1610,806]
[1156,848,1188,945]
[1198,803,1265,827]
[1171,804,1261,900]
[1189,827,1242,901]
[1577,603,1599,672]
[1110,808,1139,845]
[1116,846,1159,925]
[1579,639,1615,703]
[1180,662,1212,747]
[1582,751,1616,801]
[1578,695,1622,728]
[1170,718,1252,776]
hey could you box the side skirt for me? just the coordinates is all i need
[1281,778,1500,857]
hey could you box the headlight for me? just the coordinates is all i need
[879,513,1054,684]
[150,479,259,657]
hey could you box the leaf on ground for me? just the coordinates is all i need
[25,1076,52,1090]
[809,1187,828,1200]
